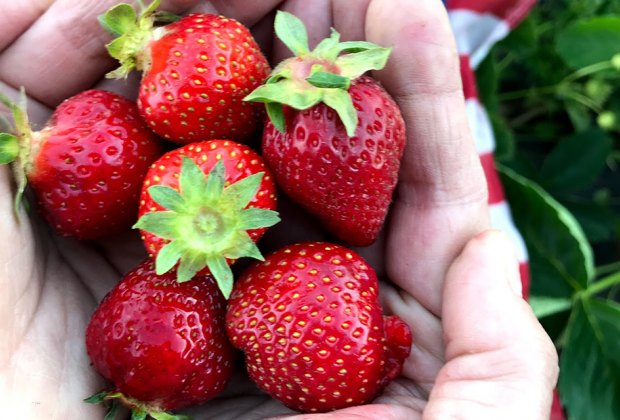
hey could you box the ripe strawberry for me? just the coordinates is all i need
[0,89,165,240]
[245,12,406,247]
[134,140,279,296]
[85,258,234,418]
[226,242,412,413]
[100,0,270,143]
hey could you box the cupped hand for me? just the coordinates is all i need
[0,0,558,419]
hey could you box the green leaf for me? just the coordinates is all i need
[323,89,358,137]
[131,411,148,420]
[84,391,109,404]
[563,198,615,243]
[104,400,121,420]
[336,40,382,54]
[313,29,340,59]
[336,47,392,79]
[238,208,281,230]
[0,133,19,164]
[207,255,233,298]
[222,233,263,261]
[499,165,595,297]
[203,159,225,202]
[222,172,263,209]
[151,412,193,420]
[177,254,205,283]
[306,71,350,89]
[155,240,184,275]
[244,81,322,110]
[105,36,129,61]
[98,3,137,36]
[564,100,592,132]
[274,11,310,56]
[529,295,573,319]
[133,211,178,239]
[265,103,286,132]
[559,299,620,420]
[556,16,620,69]
[148,185,186,212]
[539,128,612,193]
[180,156,210,206]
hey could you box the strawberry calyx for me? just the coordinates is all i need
[244,11,392,137]
[85,390,192,420]
[134,157,280,298]
[100,0,179,79]
[0,88,39,215]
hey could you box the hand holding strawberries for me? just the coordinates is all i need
[0,0,558,419]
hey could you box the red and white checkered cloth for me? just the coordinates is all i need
[447,2,565,418]
[447,0,536,298]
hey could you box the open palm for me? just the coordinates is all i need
[0,0,558,419]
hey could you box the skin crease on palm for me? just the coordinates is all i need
[0,0,559,419]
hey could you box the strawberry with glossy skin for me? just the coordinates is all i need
[86,258,234,418]
[226,242,412,413]
[134,140,279,297]
[0,89,165,240]
[100,0,270,143]
[246,12,406,247]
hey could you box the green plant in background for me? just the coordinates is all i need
[476,0,620,418]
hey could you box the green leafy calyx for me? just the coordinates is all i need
[99,0,180,78]
[85,390,192,420]
[244,11,392,137]
[134,157,280,298]
[0,88,37,216]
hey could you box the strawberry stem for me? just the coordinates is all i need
[100,0,180,79]
[0,88,36,217]
[85,390,191,420]
[244,11,392,137]
[134,158,280,297]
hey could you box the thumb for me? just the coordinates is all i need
[424,230,559,420]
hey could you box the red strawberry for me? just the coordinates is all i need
[85,258,234,418]
[100,0,270,143]
[0,89,165,240]
[226,242,412,413]
[134,140,279,296]
[245,12,406,247]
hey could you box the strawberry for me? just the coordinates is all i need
[245,12,406,247]
[100,0,270,144]
[134,140,279,297]
[0,89,165,240]
[226,242,412,413]
[85,258,234,418]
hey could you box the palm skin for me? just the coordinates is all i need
[0,0,558,419]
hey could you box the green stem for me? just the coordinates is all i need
[498,60,613,102]
[564,60,614,83]
[579,271,620,299]
[498,84,559,101]
[596,261,620,277]
[561,89,602,113]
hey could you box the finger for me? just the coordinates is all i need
[366,0,489,315]
[425,231,558,419]
[0,0,53,52]
[0,0,280,107]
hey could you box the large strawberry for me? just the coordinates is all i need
[0,89,165,240]
[100,0,270,143]
[85,258,234,418]
[134,140,279,297]
[245,12,406,247]
[226,242,412,413]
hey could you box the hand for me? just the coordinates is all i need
[0,0,559,419]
